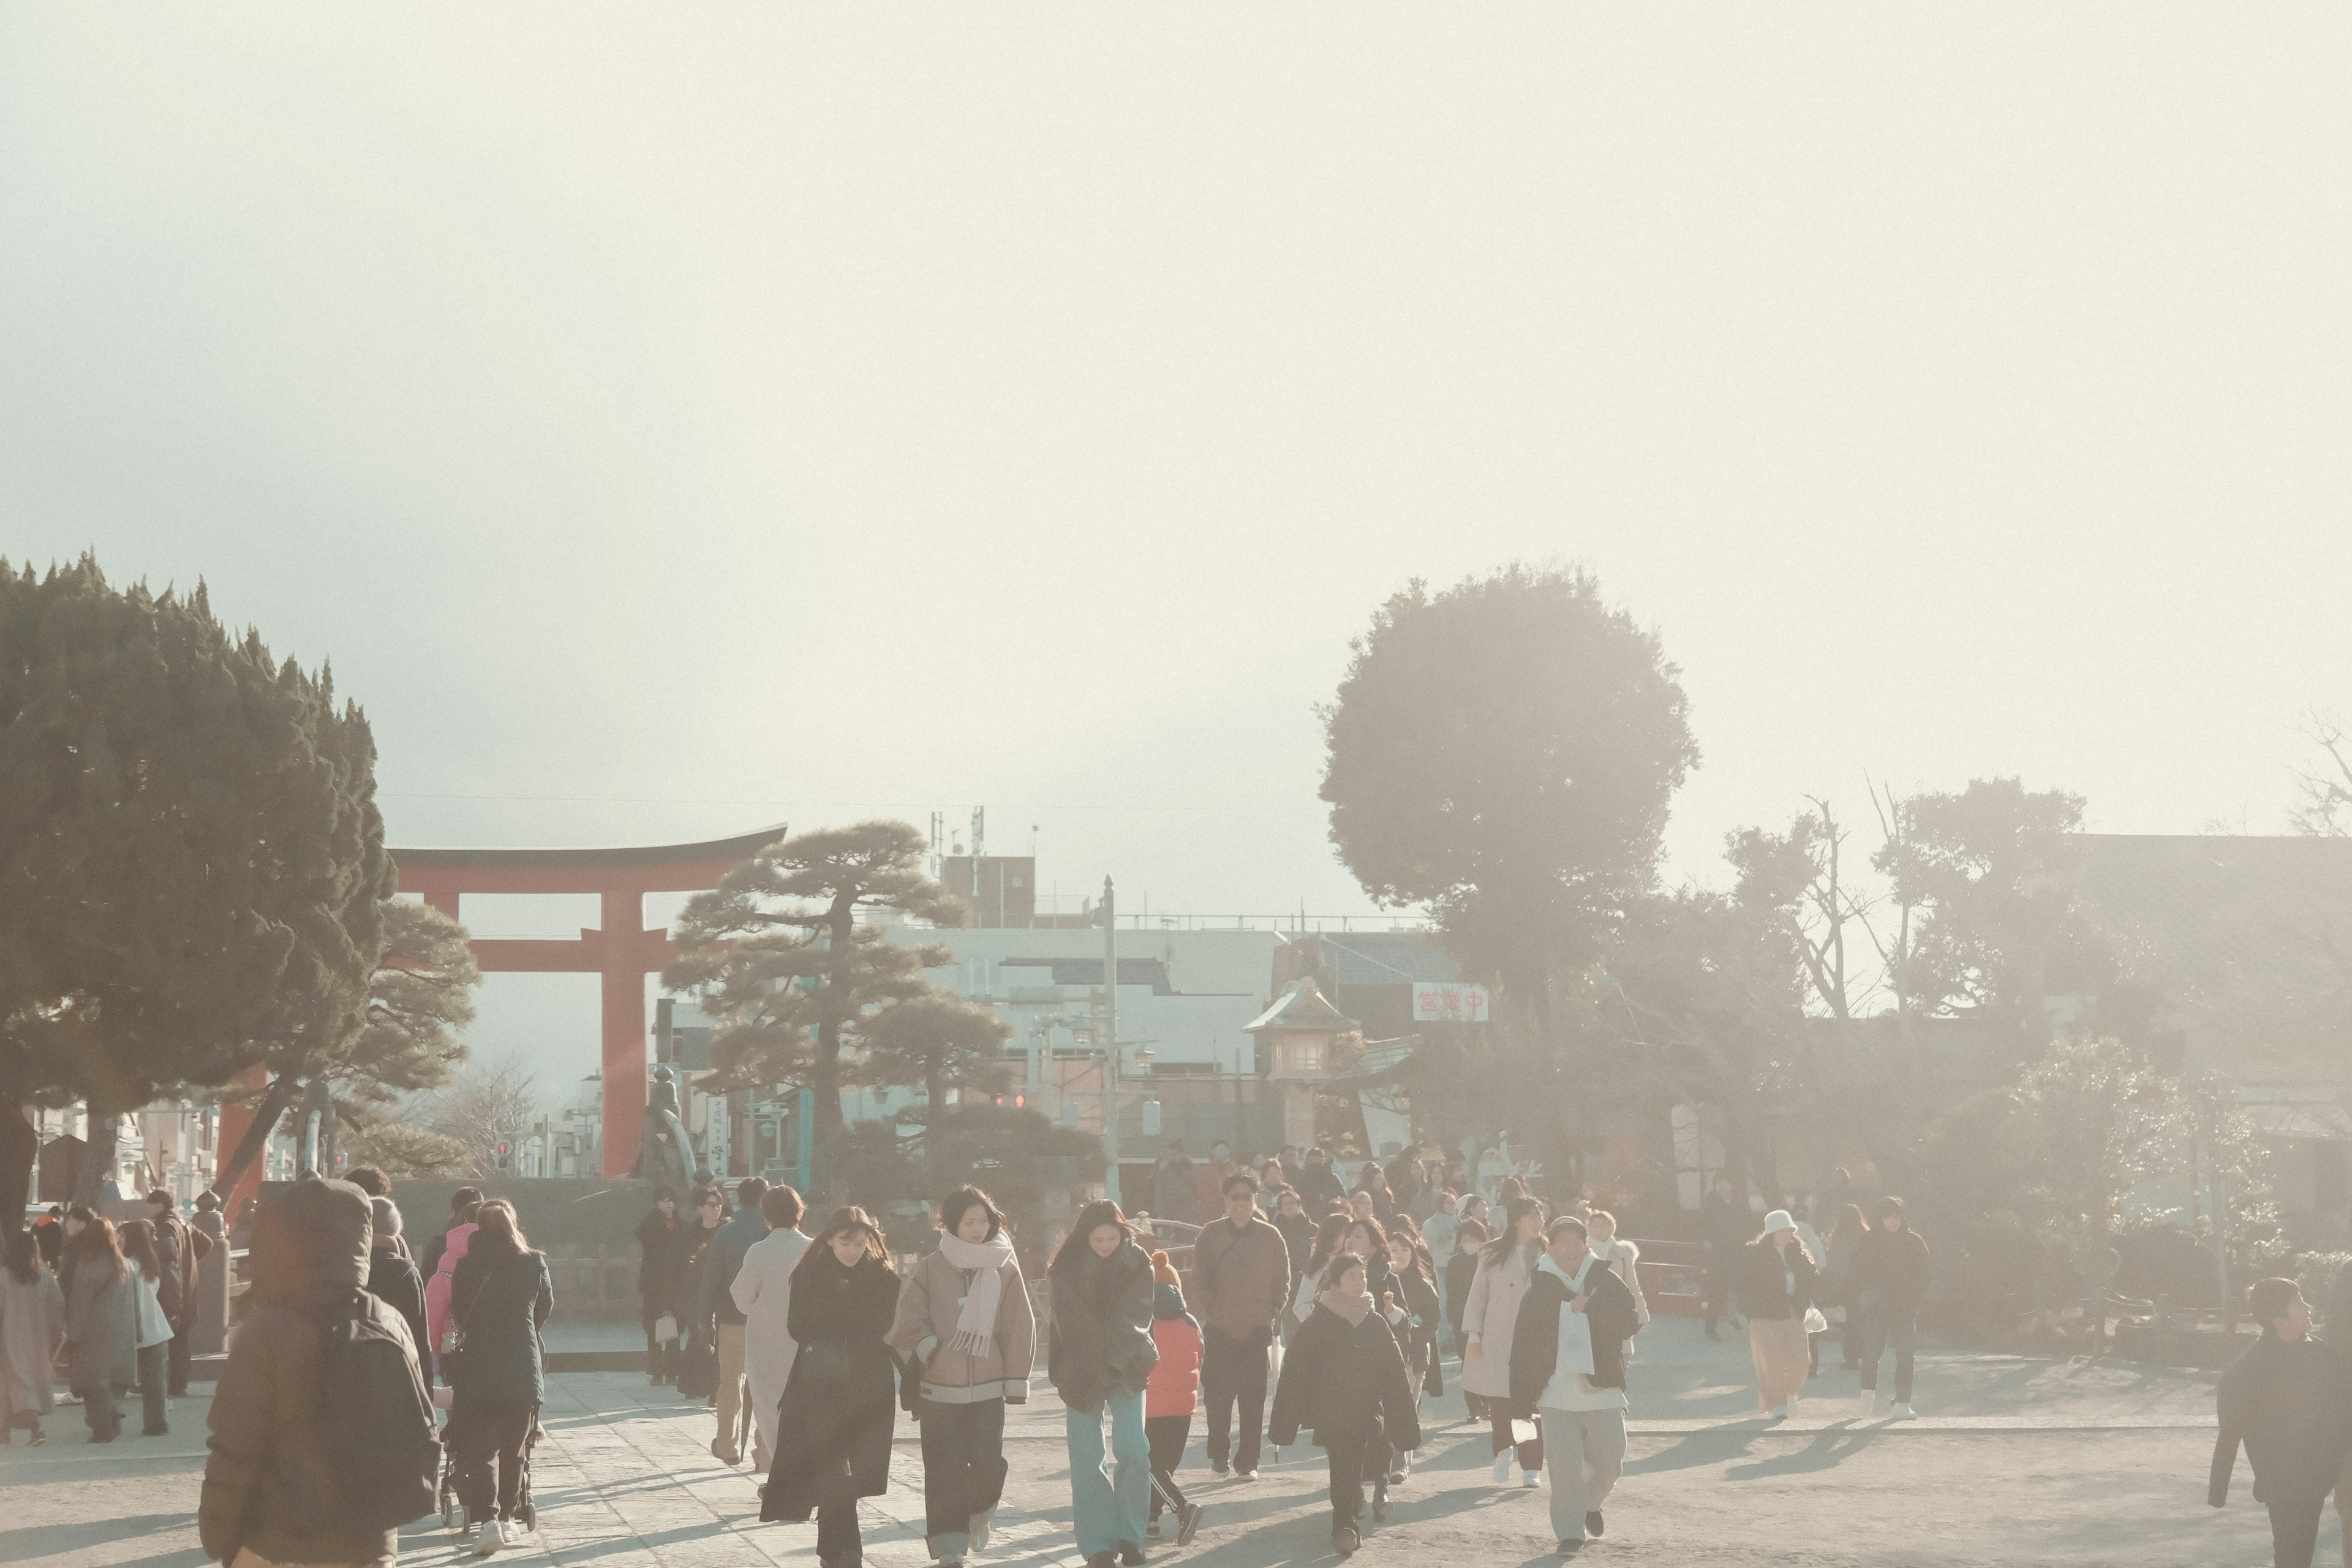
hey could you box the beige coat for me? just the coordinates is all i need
[1458,1241,1542,1399]
[886,1249,1036,1405]
[1192,1213,1292,1342]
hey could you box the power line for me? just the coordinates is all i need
[380,791,1330,813]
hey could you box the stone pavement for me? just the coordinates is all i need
[0,1319,2316,1567]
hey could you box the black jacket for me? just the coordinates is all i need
[367,1246,429,1368]
[1735,1238,1820,1322]
[1268,1303,1421,1452]
[1394,1263,1442,1348]
[1702,1193,1757,1254]
[635,1209,693,1316]
[1508,1253,1641,1417]
[2213,1334,2341,1506]
[450,1234,554,1406]
[1849,1226,1931,1319]
[1047,1240,1158,1413]
[1444,1248,1480,1330]
[763,1251,902,1522]
[1293,1164,1346,1213]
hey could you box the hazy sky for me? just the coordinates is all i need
[7,6,2350,938]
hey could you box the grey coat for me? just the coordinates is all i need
[1,1266,66,1419]
[66,1260,137,1393]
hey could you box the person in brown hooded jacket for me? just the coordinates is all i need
[200,1178,413,1568]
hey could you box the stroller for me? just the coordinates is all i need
[437,1405,539,1534]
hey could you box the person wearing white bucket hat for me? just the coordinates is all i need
[1736,1211,1820,1420]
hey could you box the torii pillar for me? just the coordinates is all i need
[390,825,783,1177]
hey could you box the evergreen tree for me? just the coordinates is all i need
[859,991,1014,1169]
[210,894,480,1195]
[663,820,965,1196]
[0,557,392,1215]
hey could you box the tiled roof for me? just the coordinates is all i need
[1244,978,1357,1034]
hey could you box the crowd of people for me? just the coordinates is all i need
[18,1135,2352,1568]
[0,1138,1997,1566]
[3,1188,217,1446]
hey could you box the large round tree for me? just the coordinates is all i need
[1321,564,1699,1012]
[0,557,394,1215]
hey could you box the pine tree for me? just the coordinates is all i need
[664,820,966,1196]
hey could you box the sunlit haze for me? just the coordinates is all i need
[7,7,2346,929]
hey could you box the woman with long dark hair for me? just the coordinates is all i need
[118,1219,180,1436]
[888,1187,1033,1568]
[1349,1163,1398,1224]
[450,1198,555,1553]
[764,1207,901,1568]
[1047,1200,1157,1568]
[1459,1197,1545,1485]
[635,1185,690,1387]
[62,1217,135,1442]
[1,1229,65,1446]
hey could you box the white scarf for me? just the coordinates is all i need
[938,1231,1018,1357]
[1537,1253,1596,1380]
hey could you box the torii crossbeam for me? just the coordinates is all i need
[390,824,782,1177]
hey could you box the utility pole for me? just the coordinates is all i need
[1101,874,1121,1206]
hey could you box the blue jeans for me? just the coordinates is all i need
[1066,1389,1149,1556]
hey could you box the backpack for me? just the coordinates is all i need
[314,1290,442,1532]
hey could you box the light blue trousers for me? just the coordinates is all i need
[1066,1388,1150,1556]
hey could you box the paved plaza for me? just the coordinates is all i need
[0,1319,2305,1567]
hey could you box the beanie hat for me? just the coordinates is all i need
[1152,1250,1181,1287]
[371,1195,404,1241]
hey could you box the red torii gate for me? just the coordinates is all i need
[390,824,782,1178]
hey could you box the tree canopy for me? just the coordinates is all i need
[663,820,970,1197]
[0,557,393,1213]
[1873,778,2143,1043]
[1321,565,1698,1006]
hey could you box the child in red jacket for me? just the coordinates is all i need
[1146,1252,1207,1546]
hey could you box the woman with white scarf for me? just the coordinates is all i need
[889,1186,1036,1568]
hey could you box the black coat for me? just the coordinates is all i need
[763,1252,901,1523]
[1293,1165,1346,1213]
[1508,1254,1641,1417]
[366,1247,429,1365]
[1047,1242,1158,1414]
[1393,1264,1441,1346]
[1849,1226,1931,1319]
[634,1210,693,1318]
[450,1235,554,1406]
[1268,1304,1421,1452]
[1734,1238,1820,1323]
[2214,1334,2342,1506]
[1444,1248,1480,1331]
